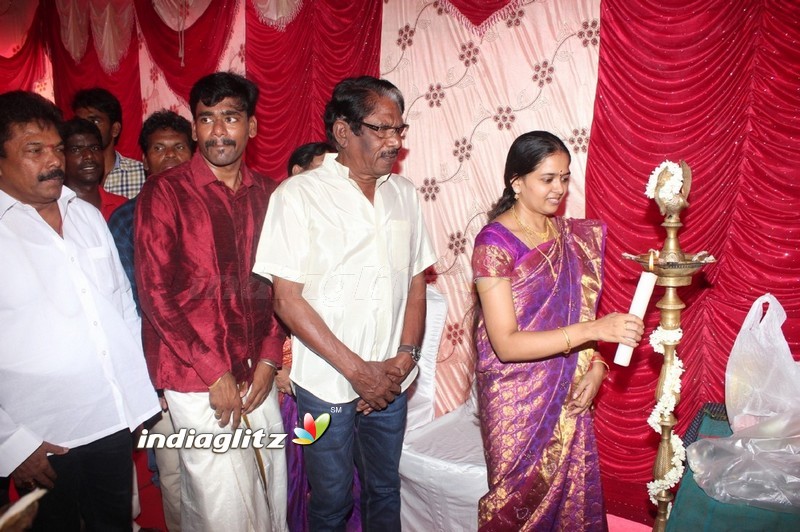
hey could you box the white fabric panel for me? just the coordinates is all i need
[406,285,448,432]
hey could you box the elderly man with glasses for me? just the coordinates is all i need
[254,76,435,532]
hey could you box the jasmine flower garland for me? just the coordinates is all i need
[645,160,683,202]
[646,325,686,505]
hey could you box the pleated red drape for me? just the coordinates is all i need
[587,0,800,522]
[244,0,383,179]
[0,3,49,94]
[43,0,143,159]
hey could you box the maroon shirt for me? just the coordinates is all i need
[134,153,284,392]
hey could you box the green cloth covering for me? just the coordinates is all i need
[666,413,800,531]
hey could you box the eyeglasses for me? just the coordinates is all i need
[356,121,409,139]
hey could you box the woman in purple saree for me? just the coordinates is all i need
[472,131,644,531]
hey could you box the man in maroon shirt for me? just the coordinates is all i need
[134,72,287,531]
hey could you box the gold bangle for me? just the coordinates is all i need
[558,327,571,354]
[591,355,610,379]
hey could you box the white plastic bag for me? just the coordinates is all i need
[687,410,800,512]
[725,293,800,432]
[687,293,800,513]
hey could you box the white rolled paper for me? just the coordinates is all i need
[613,271,658,366]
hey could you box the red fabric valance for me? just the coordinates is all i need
[436,0,518,35]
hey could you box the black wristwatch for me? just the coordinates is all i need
[397,344,421,363]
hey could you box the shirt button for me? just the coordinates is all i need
[93,321,98,326]
[102,350,108,356]
[70,257,76,263]
[81,288,87,294]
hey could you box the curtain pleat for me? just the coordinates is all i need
[244,0,382,179]
[0,3,49,95]
[587,0,800,520]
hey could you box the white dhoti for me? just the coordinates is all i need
[152,410,182,531]
[165,386,288,532]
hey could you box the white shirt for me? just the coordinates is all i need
[253,153,436,403]
[0,188,159,476]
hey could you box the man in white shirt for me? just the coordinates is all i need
[254,76,436,531]
[0,90,159,531]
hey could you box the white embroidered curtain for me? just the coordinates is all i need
[380,0,601,413]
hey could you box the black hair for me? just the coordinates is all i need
[139,110,195,153]
[189,72,259,119]
[487,131,571,220]
[61,117,102,147]
[323,76,404,147]
[0,90,63,158]
[71,87,123,128]
[287,142,335,176]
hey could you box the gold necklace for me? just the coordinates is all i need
[511,204,552,241]
[511,204,557,279]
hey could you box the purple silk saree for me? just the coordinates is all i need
[472,217,607,531]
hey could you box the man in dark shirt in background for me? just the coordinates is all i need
[109,110,193,310]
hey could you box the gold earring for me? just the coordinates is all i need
[513,190,519,200]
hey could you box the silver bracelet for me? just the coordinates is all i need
[259,359,278,370]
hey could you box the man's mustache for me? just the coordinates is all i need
[37,169,65,182]
[204,138,236,149]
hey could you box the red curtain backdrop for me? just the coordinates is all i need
[43,0,143,159]
[5,1,799,523]
[135,0,237,106]
[586,0,800,522]
[0,3,49,94]
[244,0,383,179]
[10,0,383,178]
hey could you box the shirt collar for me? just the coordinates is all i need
[325,152,392,189]
[113,151,122,170]
[0,186,76,221]
[189,151,256,188]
